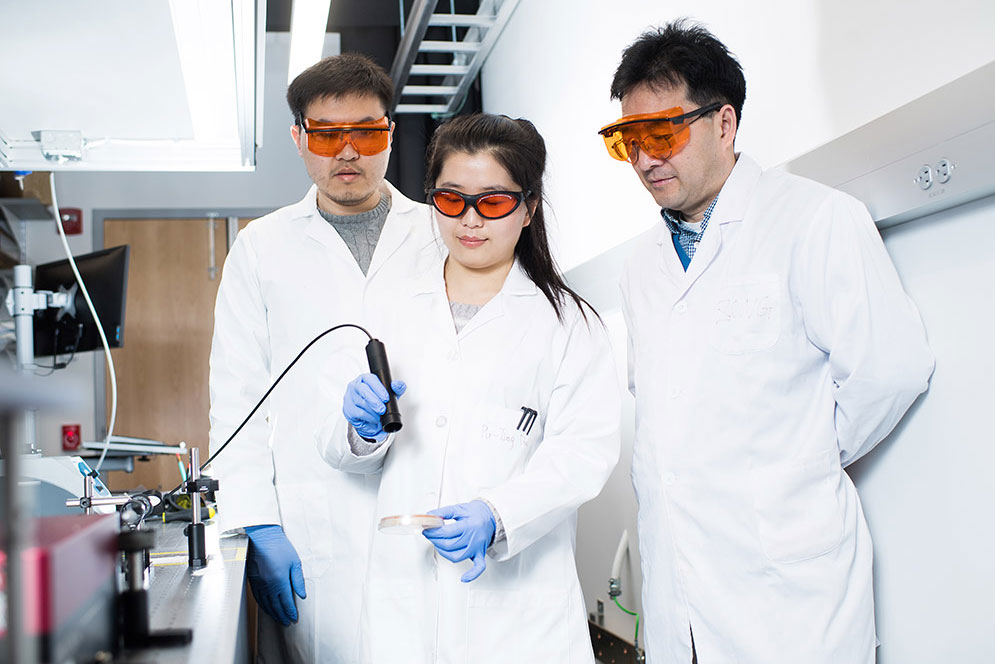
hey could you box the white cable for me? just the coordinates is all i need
[48,172,118,473]
[611,529,629,582]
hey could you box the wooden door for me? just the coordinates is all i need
[101,217,251,491]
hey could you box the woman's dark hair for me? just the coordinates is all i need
[287,53,393,123]
[424,113,596,323]
[611,19,746,127]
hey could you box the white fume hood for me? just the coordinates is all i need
[0,0,264,172]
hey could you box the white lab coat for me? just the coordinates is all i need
[317,259,621,664]
[208,183,439,664]
[620,154,934,663]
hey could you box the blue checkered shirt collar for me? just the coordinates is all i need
[661,195,719,262]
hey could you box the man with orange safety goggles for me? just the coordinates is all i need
[298,115,392,158]
[209,53,437,664]
[605,20,933,664]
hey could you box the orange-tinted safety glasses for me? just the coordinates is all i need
[429,188,528,220]
[598,103,722,163]
[300,116,391,157]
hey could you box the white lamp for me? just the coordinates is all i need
[288,0,333,85]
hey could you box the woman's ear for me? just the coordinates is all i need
[524,199,537,227]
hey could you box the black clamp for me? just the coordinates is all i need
[183,476,218,495]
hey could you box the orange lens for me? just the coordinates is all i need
[474,193,520,218]
[430,189,524,219]
[303,117,390,157]
[431,190,467,216]
[601,120,688,163]
[599,106,693,163]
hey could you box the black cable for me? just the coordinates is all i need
[162,322,372,501]
[34,322,83,373]
[32,326,62,376]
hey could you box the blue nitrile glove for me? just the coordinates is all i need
[423,500,497,583]
[342,373,407,442]
[245,524,306,626]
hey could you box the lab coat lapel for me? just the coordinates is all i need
[366,183,431,282]
[666,154,763,299]
[457,261,536,340]
[300,186,363,270]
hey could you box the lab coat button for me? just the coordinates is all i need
[669,387,681,399]
[436,416,447,427]
[664,473,676,486]
[675,302,688,314]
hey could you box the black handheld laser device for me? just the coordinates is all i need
[365,338,403,433]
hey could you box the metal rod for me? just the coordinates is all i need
[84,474,95,516]
[65,494,132,509]
[11,265,38,453]
[2,413,29,664]
[190,447,201,527]
[207,215,218,280]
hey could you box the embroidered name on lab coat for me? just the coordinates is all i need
[480,424,515,444]
[710,277,781,354]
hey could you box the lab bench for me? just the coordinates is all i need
[116,519,249,663]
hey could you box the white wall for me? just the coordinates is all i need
[482,0,995,271]
[479,0,995,645]
[21,32,338,453]
[849,195,995,662]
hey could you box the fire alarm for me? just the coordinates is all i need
[58,207,83,235]
[62,424,82,451]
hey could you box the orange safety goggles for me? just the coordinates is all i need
[300,116,391,157]
[598,103,721,163]
[429,188,528,220]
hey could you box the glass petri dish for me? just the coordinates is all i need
[378,513,444,534]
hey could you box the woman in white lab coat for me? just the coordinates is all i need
[317,113,621,663]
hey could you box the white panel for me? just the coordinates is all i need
[847,195,995,662]
[0,0,261,171]
[0,1,193,140]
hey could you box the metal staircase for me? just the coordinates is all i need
[390,0,521,115]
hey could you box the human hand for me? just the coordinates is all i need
[423,500,496,582]
[342,373,406,442]
[245,524,306,625]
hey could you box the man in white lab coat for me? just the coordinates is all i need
[601,21,935,663]
[208,54,437,663]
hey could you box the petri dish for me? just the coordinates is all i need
[378,513,444,534]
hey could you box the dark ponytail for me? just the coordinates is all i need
[424,113,596,323]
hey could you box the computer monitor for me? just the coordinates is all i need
[32,245,130,358]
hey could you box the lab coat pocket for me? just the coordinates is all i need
[275,481,332,579]
[709,274,780,354]
[749,450,844,563]
[466,588,568,662]
[471,407,534,487]
[367,581,426,663]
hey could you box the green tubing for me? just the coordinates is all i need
[613,596,640,646]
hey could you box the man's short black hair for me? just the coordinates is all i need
[610,19,746,127]
[286,53,393,123]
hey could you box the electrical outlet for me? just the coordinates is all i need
[916,164,934,190]
[936,159,954,184]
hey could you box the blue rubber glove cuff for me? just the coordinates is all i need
[342,373,407,442]
[423,500,497,583]
[245,524,306,626]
